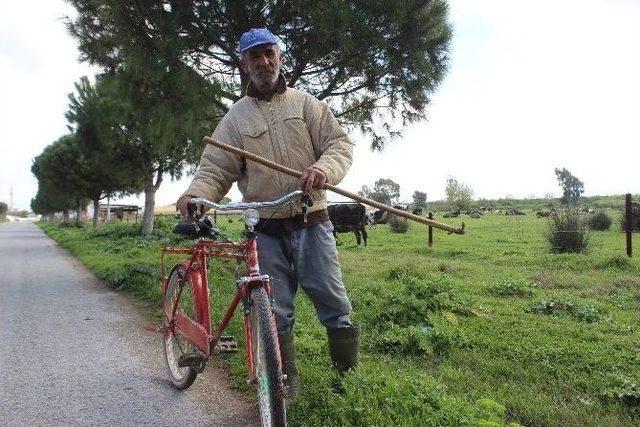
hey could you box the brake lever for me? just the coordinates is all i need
[301,193,314,208]
[300,193,313,223]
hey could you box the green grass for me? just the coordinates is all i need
[38,210,640,426]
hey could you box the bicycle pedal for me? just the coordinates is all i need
[215,335,239,353]
[177,353,206,368]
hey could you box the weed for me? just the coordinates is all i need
[528,299,603,323]
[531,272,559,289]
[581,276,640,297]
[595,255,633,271]
[362,266,471,357]
[602,377,640,407]
[436,262,456,274]
[488,278,536,297]
[90,221,140,238]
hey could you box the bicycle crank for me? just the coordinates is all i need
[213,335,239,353]
[178,352,207,373]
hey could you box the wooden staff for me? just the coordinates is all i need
[204,136,465,235]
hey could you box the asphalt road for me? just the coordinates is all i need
[0,222,259,426]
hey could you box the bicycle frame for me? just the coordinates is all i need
[159,232,278,380]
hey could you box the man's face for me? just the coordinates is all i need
[240,44,282,89]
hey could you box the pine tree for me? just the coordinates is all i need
[66,76,145,227]
[66,0,451,149]
[31,135,91,224]
[65,0,452,232]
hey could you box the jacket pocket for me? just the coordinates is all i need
[238,123,278,199]
[239,123,270,155]
[240,123,268,139]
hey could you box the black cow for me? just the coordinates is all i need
[328,203,368,246]
[365,209,389,226]
[443,209,461,218]
[412,208,423,216]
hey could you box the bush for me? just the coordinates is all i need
[545,209,589,253]
[620,202,640,232]
[587,211,611,230]
[388,214,410,233]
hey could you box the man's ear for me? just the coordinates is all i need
[239,55,248,74]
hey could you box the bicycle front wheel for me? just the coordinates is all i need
[163,264,198,390]
[250,286,287,427]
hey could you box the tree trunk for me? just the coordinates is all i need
[75,200,83,227]
[62,210,69,223]
[141,177,156,235]
[140,168,163,235]
[92,198,100,228]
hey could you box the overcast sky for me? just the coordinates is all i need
[1,0,639,210]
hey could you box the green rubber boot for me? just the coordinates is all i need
[279,330,300,398]
[326,325,359,373]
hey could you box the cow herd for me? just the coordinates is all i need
[326,203,592,246]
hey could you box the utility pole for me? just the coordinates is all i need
[9,186,14,211]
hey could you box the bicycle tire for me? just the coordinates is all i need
[162,264,198,390]
[250,286,287,427]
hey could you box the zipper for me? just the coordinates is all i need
[268,100,296,217]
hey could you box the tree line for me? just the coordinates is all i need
[31,0,452,234]
[358,167,585,213]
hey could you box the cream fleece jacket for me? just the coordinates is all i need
[182,87,353,218]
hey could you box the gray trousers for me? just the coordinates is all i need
[256,220,353,333]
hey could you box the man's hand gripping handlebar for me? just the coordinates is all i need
[184,190,313,222]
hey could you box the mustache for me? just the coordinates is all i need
[256,66,276,73]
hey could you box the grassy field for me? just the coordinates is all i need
[38,210,640,426]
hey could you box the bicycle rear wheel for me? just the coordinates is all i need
[163,264,198,389]
[249,286,287,427]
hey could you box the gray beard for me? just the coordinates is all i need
[250,72,279,95]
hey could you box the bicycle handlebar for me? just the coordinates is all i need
[189,190,306,213]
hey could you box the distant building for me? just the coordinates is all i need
[87,203,140,222]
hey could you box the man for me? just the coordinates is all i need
[177,28,358,393]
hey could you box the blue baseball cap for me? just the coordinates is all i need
[239,28,279,53]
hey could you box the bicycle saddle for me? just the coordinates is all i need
[173,217,218,238]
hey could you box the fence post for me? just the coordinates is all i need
[428,212,433,247]
[626,193,632,257]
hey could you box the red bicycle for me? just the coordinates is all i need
[155,190,310,427]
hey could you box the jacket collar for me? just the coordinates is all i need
[246,73,287,101]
